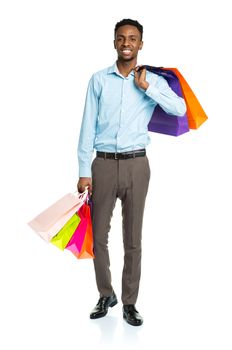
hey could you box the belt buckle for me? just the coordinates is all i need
[114,152,118,160]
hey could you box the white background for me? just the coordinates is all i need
[0,0,232,349]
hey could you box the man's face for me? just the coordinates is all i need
[114,25,143,62]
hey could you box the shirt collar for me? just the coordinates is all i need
[108,61,138,77]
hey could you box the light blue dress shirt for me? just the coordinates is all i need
[78,62,186,177]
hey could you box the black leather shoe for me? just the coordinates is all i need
[90,292,118,319]
[123,305,143,326]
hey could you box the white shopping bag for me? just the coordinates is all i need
[28,189,88,241]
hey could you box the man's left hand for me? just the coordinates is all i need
[134,66,149,91]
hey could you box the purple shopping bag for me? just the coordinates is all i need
[141,65,189,136]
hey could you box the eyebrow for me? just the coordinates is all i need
[116,34,138,38]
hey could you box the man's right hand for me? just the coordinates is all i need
[77,177,92,195]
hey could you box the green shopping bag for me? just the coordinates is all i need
[51,213,80,250]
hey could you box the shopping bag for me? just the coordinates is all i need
[142,65,189,136]
[140,65,207,135]
[71,203,94,259]
[50,213,80,250]
[164,67,208,129]
[65,202,89,255]
[28,189,88,241]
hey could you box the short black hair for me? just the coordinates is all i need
[114,19,143,40]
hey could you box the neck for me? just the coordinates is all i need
[116,58,137,77]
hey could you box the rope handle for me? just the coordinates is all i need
[71,187,89,201]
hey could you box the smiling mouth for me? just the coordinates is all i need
[121,49,132,55]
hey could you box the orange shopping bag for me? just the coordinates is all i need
[164,67,208,129]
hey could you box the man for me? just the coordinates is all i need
[77,18,186,326]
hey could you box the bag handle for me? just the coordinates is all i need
[71,187,89,201]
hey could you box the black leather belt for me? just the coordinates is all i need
[96,149,146,160]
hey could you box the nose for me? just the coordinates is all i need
[123,37,130,46]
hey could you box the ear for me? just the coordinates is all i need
[139,41,143,50]
[113,40,116,49]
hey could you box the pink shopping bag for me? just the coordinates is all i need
[65,202,89,255]
[28,189,88,242]
[71,203,95,259]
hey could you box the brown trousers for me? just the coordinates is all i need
[91,154,150,305]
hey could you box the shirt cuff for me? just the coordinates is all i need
[79,165,92,178]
